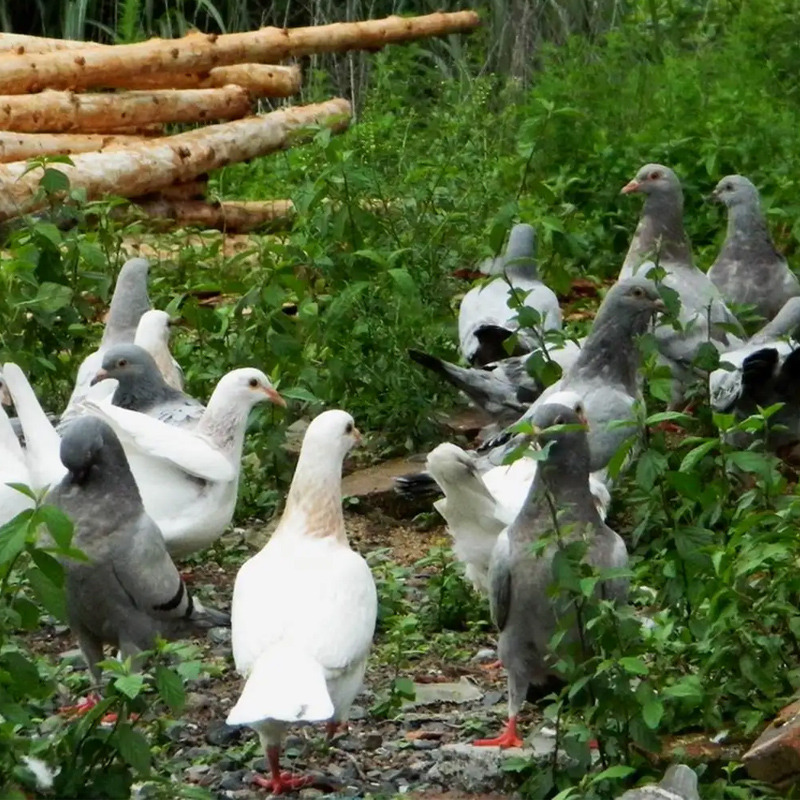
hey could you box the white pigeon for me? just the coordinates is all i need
[81,368,286,558]
[61,258,151,422]
[0,399,34,526]
[226,410,377,795]
[134,310,185,391]
[459,224,562,366]
[427,391,611,594]
[710,297,800,413]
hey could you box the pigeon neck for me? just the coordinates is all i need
[720,202,778,261]
[629,192,692,268]
[113,376,175,413]
[197,396,251,461]
[277,448,347,544]
[102,276,150,348]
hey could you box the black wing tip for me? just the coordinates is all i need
[393,471,440,499]
[408,349,445,373]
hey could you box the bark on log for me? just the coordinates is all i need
[0,86,252,133]
[106,64,302,97]
[0,34,97,55]
[130,198,295,231]
[0,131,146,163]
[0,12,480,94]
[104,124,166,136]
[0,98,350,220]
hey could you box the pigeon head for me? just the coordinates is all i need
[711,174,760,209]
[102,257,151,348]
[541,390,588,425]
[527,403,591,474]
[302,409,361,457]
[621,163,681,199]
[214,368,286,410]
[427,442,480,483]
[92,344,163,389]
[59,416,128,486]
[135,309,173,344]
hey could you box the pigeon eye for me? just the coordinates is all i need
[345,422,354,434]
[631,287,644,297]
[248,378,258,388]
[649,171,661,180]
[118,359,128,367]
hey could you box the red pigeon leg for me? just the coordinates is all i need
[252,745,314,795]
[59,692,102,717]
[478,659,503,671]
[473,716,524,748]
[325,720,349,742]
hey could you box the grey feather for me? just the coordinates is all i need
[708,175,800,322]
[459,224,562,366]
[492,403,629,718]
[101,258,152,349]
[487,531,511,630]
[616,765,700,800]
[45,416,229,681]
[620,164,745,404]
[90,343,204,428]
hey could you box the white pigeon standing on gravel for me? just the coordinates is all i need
[82,368,286,557]
[134,309,185,391]
[426,391,611,594]
[459,224,562,366]
[226,410,377,796]
[708,174,800,322]
[620,164,744,405]
[61,258,151,422]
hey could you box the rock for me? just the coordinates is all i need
[471,648,498,664]
[165,721,189,742]
[412,739,441,751]
[185,764,211,783]
[616,765,700,799]
[340,457,431,518]
[206,721,243,747]
[183,746,214,760]
[298,790,324,799]
[364,733,383,750]
[336,736,363,753]
[349,704,367,720]
[482,691,504,708]
[218,771,246,791]
[403,677,483,708]
[59,648,87,668]
[209,627,231,645]
[743,698,800,787]
[435,408,493,439]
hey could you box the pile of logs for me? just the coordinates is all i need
[0,11,480,233]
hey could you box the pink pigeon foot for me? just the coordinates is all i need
[474,716,524,748]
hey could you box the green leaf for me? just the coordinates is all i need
[115,724,151,775]
[36,505,74,549]
[591,765,636,781]
[31,282,73,313]
[155,666,185,714]
[393,676,416,700]
[0,510,33,564]
[31,548,65,587]
[642,698,664,729]
[619,656,649,676]
[27,566,67,621]
[679,439,718,472]
[387,268,418,297]
[114,674,146,700]
[40,167,70,194]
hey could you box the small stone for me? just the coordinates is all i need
[364,732,383,751]
[482,690,504,707]
[298,790,324,799]
[403,677,483,708]
[336,736,363,753]
[249,758,266,772]
[471,648,498,663]
[59,648,87,668]
[166,721,189,742]
[206,721,243,747]
[348,704,367,721]
[185,764,210,782]
[412,739,440,751]
[218,771,246,791]
[209,627,231,645]
[183,746,213,760]
[217,757,238,771]
[285,734,305,750]
[186,692,213,712]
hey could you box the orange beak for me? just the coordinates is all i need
[352,427,362,445]
[263,386,286,407]
[90,368,109,386]
[621,179,640,194]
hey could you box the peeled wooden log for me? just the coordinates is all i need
[104,124,166,136]
[0,34,96,55]
[107,64,302,97]
[0,12,481,94]
[0,131,146,163]
[130,198,295,232]
[0,86,251,133]
[0,98,350,221]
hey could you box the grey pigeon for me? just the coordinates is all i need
[90,344,204,427]
[708,174,800,322]
[620,164,745,405]
[710,296,800,413]
[473,403,629,748]
[62,258,152,421]
[408,338,582,428]
[616,765,700,800]
[45,416,229,685]
[458,224,562,366]
[395,275,663,499]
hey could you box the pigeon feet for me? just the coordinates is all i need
[252,771,314,795]
[478,659,503,671]
[59,693,102,717]
[473,716,523,748]
[325,720,349,743]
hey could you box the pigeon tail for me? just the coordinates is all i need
[394,471,440,499]
[227,645,334,727]
[190,598,231,629]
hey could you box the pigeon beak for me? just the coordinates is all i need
[576,408,589,426]
[621,179,640,195]
[352,427,363,446]
[90,369,109,386]
[653,298,667,312]
[262,386,286,407]
[708,190,722,203]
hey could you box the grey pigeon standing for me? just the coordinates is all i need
[708,174,800,322]
[472,403,629,748]
[458,224,562,366]
[616,765,700,800]
[395,275,664,499]
[89,344,204,427]
[62,258,152,421]
[620,164,744,405]
[45,416,229,692]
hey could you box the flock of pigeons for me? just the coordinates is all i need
[1,160,795,797]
